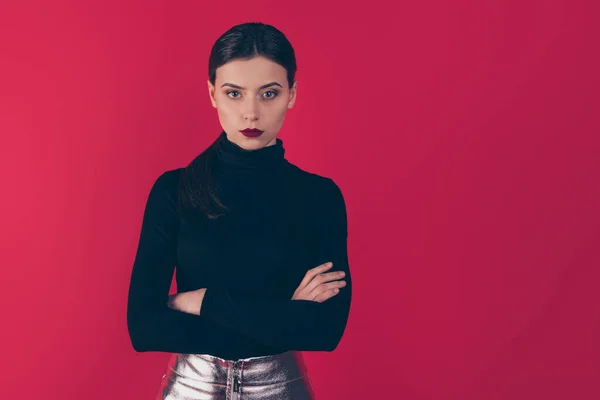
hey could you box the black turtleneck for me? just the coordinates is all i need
[126,131,351,360]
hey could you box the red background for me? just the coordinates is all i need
[1,1,599,399]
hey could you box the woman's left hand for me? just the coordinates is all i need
[167,289,207,316]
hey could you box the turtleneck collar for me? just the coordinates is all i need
[214,130,286,170]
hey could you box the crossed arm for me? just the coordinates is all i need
[126,171,352,353]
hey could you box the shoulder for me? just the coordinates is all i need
[283,162,346,216]
[149,167,184,200]
[284,162,343,196]
[285,164,348,237]
[156,167,184,187]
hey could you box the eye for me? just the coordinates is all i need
[263,90,279,99]
[226,90,241,99]
[225,89,279,99]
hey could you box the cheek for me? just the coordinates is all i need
[216,102,237,119]
[263,100,288,117]
[275,104,290,120]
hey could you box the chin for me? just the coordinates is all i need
[240,134,275,148]
[235,136,262,149]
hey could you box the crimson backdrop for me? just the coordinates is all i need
[1,1,598,399]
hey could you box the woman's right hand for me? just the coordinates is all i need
[291,262,347,303]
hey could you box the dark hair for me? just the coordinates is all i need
[177,22,297,220]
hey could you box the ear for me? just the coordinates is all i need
[207,80,217,108]
[287,80,297,109]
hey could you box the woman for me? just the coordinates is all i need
[126,22,352,400]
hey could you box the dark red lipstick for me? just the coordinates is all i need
[240,128,264,138]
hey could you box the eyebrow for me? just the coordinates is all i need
[220,82,283,90]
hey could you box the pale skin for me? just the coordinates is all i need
[167,55,347,315]
[208,55,296,150]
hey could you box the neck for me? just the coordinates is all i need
[214,131,286,171]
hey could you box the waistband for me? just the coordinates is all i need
[164,350,309,386]
[159,350,314,399]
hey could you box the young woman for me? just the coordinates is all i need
[126,21,352,400]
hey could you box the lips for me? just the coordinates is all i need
[240,128,264,137]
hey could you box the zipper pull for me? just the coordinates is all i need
[232,361,240,393]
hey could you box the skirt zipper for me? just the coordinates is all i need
[232,361,240,400]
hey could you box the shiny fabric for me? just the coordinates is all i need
[157,351,315,400]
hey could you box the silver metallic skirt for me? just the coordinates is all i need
[156,351,315,400]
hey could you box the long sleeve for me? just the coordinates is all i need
[126,171,283,356]
[199,177,352,352]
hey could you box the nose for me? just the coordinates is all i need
[242,97,260,121]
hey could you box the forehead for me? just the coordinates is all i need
[215,56,287,86]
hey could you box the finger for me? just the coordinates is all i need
[318,271,346,284]
[302,274,327,294]
[303,271,344,295]
[313,288,340,303]
[308,261,333,274]
[297,262,333,290]
[309,280,346,298]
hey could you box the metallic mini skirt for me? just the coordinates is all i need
[156,351,315,400]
